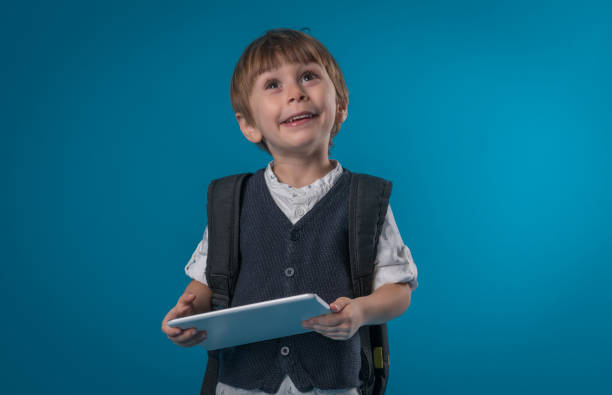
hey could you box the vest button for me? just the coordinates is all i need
[290,230,300,241]
[280,346,290,356]
[285,267,295,277]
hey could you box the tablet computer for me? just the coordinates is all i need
[167,293,331,350]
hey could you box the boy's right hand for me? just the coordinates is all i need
[161,292,208,347]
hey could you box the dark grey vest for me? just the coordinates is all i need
[217,168,361,393]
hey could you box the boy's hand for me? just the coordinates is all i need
[301,297,364,341]
[161,292,208,347]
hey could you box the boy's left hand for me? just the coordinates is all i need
[302,297,364,340]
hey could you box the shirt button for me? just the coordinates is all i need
[285,267,295,277]
[290,230,300,241]
[295,207,305,217]
[280,346,290,356]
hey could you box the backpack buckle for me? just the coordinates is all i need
[211,293,230,310]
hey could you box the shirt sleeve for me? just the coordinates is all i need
[372,205,419,291]
[184,226,209,286]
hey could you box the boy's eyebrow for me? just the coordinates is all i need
[258,62,322,77]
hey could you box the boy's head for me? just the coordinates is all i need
[230,28,349,156]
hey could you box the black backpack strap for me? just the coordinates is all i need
[204,172,252,309]
[369,324,390,395]
[201,358,218,395]
[347,172,392,297]
[200,172,252,395]
[346,171,392,395]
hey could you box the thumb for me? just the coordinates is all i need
[330,297,351,313]
[179,292,196,305]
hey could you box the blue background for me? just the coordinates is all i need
[3,1,611,394]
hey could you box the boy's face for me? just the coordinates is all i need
[236,61,347,158]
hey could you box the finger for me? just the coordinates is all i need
[324,326,354,339]
[327,333,350,341]
[314,326,346,335]
[310,321,346,333]
[178,292,196,306]
[162,320,183,337]
[309,313,345,327]
[165,307,180,321]
[312,327,350,340]
[165,326,183,337]
[163,308,190,333]
[170,327,199,343]
[166,324,188,338]
[176,329,207,345]
[175,329,206,346]
[303,310,340,326]
[162,310,184,336]
[303,319,335,329]
[163,300,196,336]
[177,304,194,316]
[330,297,351,313]
[177,331,208,347]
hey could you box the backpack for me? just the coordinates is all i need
[201,170,392,395]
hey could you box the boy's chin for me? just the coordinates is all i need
[274,144,330,158]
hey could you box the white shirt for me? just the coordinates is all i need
[185,160,418,395]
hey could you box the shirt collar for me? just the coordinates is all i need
[264,159,344,200]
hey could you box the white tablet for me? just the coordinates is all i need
[167,293,331,350]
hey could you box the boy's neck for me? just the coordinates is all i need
[270,157,337,189]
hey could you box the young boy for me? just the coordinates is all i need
[161,28,418,394]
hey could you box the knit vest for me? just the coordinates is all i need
[217,168,361,393]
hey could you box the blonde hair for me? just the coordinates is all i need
[230,28,349,155]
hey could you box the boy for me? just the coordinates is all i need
[161,28,418,394]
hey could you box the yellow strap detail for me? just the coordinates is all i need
[373,346,384,369]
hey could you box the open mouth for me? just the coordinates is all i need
[281,113,319,126]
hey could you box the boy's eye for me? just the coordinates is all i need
[265,79,279,90]
[302,71,318,82]
[263,71,318,90]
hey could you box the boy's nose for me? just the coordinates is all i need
[289,93,306,102]
[287,83,308,102]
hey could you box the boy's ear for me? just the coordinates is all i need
[236,112,263,143]
[336,100,348,124]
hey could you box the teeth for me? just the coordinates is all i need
[286,114,313,123]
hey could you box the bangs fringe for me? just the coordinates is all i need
[247,38,323,78]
